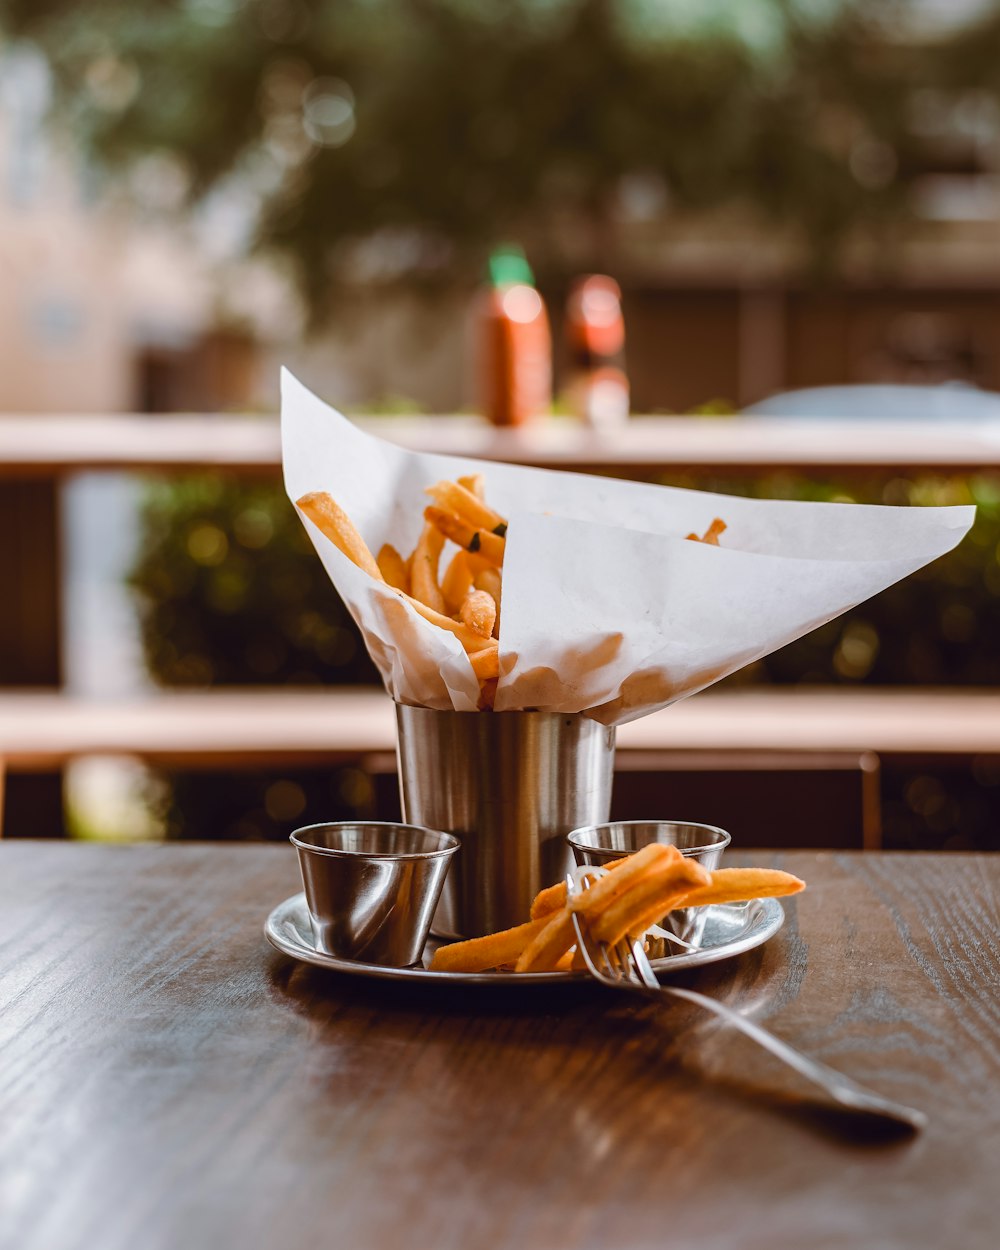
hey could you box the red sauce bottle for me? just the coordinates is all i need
[565,274,629,428]
[478,246,552,426]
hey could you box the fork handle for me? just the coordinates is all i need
[657,982,926,1130]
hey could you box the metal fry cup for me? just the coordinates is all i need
[291,821,459,967]
[567,819,731,947]
[395,705,615,940]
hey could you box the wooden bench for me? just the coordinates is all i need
[3,686,998,848]
[3,413,1000,476]
[2,686,997,768]
[360,746,882,850]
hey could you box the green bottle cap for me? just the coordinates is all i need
[488,245,534,288]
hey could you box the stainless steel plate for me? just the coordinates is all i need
[264,893,785,985]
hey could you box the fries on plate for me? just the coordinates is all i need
[429,849,804,974]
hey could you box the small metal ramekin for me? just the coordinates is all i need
[567,820,731,947]
[291,821,460,967]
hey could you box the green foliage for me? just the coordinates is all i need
[9,1,1000,311]
[153,764,380,842]
[693,473,1000,688]
[130,473,377,686]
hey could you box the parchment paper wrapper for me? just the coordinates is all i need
[282,370,975,726]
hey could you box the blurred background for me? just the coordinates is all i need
[2,0,1000,850]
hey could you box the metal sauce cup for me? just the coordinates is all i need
[567,820,731,948]
[291,821,459,967]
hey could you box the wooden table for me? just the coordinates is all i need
[1,843,996,1250]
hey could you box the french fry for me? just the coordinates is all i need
[470,567,500,635]
[531,881,566,920]
[515,907,576,973]
[473,566,502,638]
[673,867,805,908]
[569,843,678,920]
[552,866,804,937]
[426,481,507,537]
[296,492,383,580]
[431,849,807,976]
[686,517,727,546]
[467,642,499,681]
[458,472,485,499]
[429,915,550,973]
[625,904,681,945]
[460,589,497,639]
[377,543,410,593]
[477,676,498,710]
[590,864,803,948]
[473,565,502,597]
[410,522,446,613]
[399,592,492,652]
[424,505,505,566]
[441,550,491,615]
[591,857,710,947]
[529,855,632,919]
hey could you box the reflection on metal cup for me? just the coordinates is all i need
[567,820,731,947]
[291,821,459,966]
[395,705,615,940]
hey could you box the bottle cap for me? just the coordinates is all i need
[567,274,624,357]
[488,245,535,289]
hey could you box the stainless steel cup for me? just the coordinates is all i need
[567,819,730,947]
[291,821,459,966]
[395,705,615,940]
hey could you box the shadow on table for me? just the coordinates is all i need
[264,945,922,1147]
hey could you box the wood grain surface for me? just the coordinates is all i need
[1,844,996,1250]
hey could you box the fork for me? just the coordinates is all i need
[566,876,927,1132]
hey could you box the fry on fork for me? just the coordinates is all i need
[590,856,709,947]
[569,843,678,920]
[673,867,805,908]
[529,856,631,919]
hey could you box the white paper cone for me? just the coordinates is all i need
[281,370,975,725]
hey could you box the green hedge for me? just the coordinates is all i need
[131,476,378,688]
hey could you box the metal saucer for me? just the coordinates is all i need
[264,893,785,986]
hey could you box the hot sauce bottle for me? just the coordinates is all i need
[478,246,552,426]
[564,274,629,428]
